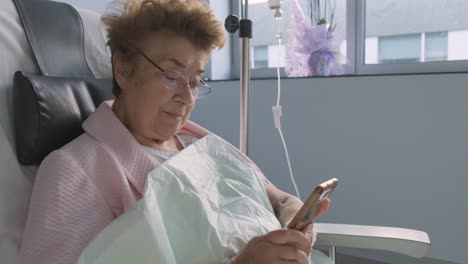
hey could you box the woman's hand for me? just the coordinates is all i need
[296,198,331,256]
[228,229,311,264]
[228,198,332,263]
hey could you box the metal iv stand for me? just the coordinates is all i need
[225,1,252,155]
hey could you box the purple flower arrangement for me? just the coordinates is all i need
[286,0,346,77]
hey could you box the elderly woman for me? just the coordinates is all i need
[20,0,330,263]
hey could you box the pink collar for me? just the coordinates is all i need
[82,101,210,194]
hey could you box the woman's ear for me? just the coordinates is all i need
[112,51,132,90]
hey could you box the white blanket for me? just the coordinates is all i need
[78,135,332,264]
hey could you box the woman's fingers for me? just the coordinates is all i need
[264,229,312,255]
[298,223,314,255]
[265,229,310,249]
[313,198,331,219]
[231,230,311,264]
[240,198,331,264]
[275,244,309,264]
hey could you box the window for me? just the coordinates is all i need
[372,32,449,64]
[232,0,468,79]
[377,34,421,64]
[359,0,468,75]
[58,0,468,79]
[364,0,468,64]
[425,32,448,62]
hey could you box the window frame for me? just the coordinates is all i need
[355,0,468,75]
[229,0,468,80]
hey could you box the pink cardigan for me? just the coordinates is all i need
[20,102,216,264]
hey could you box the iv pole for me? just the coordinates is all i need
[225,1,252,155]
[239,0,252,155]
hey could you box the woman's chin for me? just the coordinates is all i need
[154,126,182,140]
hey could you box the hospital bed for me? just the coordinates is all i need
[0,0,430,263]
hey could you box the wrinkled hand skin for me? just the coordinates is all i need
[228,229,310,264]
[228,198,331,264]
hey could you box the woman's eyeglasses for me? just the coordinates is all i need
[135,48,212,99]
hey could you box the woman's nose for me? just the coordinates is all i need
[176,83,196,105]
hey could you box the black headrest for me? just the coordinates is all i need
[13,0,95,78]
[14,71,113,165]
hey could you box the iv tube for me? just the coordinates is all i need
[272,16,302,201]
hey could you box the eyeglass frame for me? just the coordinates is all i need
[133,47,212,99]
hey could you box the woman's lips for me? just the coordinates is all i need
[165,111,183,118]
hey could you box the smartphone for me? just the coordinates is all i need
[286,178,339,230]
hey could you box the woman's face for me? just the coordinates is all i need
[113,31,209,143]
